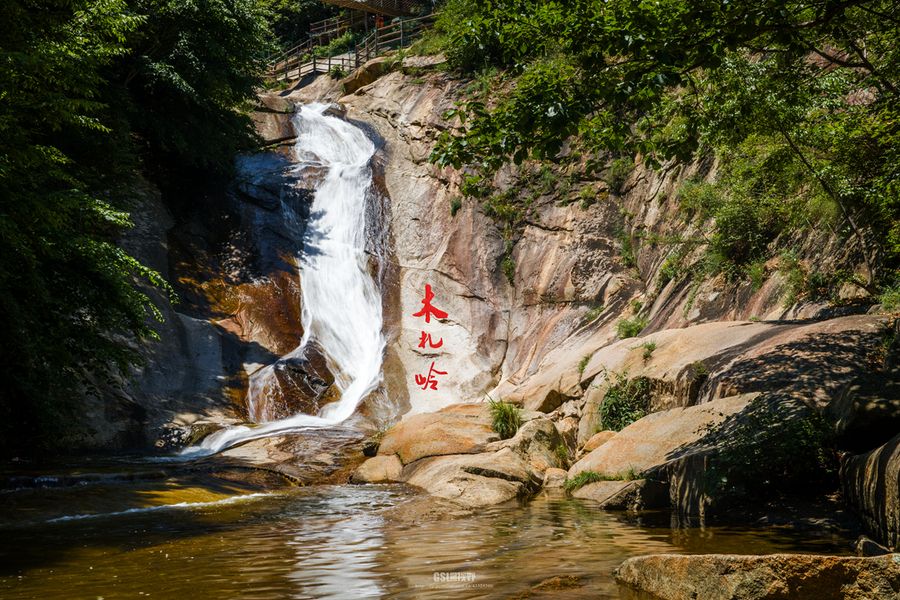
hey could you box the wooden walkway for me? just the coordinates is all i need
[268,14,434,85]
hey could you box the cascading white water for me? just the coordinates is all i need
[184,103,385,455]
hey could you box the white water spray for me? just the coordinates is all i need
[185,103,384,455]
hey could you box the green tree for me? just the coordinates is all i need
[431,0,900,290]
[0,0,272,452]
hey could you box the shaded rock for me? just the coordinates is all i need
[615,553,900,600]
[377,403,499,464]
[855,536,892,557]
[543,468,568,489]
[214,427,365,485]
[841,432,900,549]
[830,380,900,453]
[572,478,668,511]
[350,455,403,484]
[485,417,565,472]
[569,393,756,478]
[400,448,542,508]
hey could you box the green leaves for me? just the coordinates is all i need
[432,0,899,289]
[0,0,269,452]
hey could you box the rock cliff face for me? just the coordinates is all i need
[288,57,894,423]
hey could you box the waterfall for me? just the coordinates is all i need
[185,103,385,455]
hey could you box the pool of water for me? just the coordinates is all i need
[0,462,854,599]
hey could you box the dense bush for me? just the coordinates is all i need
[599,373,650,431]
[616,316,647,339]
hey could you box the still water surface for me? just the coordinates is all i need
[0,462,853,599]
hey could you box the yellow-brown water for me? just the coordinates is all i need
[0,462,854,599]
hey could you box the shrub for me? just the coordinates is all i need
[488,398,521,439]
[501,255,516,285]
[677,179,720,222]
[879,283,900,312]
[746,260,767,290]
[700,397,836,503]
[619,230,636,268]
[554,444,570,467]
[616,315,648,339]
[450,197,462,216]
[641,341,657,361]
[606,157,634,193]
[600,373,650,431]
[328,65,348,79]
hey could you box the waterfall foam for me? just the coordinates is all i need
[184,103,384,456]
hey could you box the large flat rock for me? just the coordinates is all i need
[377,403,499,465]
[569,393,757,478]
[615,553,900,600]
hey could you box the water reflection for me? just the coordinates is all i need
[0,481,853,600]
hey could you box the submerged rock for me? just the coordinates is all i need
[350,454,403,484]
[401,448,542,508]
[615,553,900,600]
[572,478,667,511]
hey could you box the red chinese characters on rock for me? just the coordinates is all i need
[412,284,448,391]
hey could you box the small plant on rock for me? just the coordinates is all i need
[488,397,522,440]
[578,354,591,376]
[640,341,657,361]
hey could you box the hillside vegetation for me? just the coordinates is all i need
[427,0,899,303]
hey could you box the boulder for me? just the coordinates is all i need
[572,478,667,511]
[569,393,756,478]
[378,403,499,465]
[400,448,542,508]
[841,432,900,549]
[484,417,565,472]
[350,455,403,484]
[342,56,394,95]
[543,468,568,489]
[615,553,900,600]
[581,430,616,454]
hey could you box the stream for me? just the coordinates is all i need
[0,461,855,600]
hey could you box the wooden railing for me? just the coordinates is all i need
[268,13,435,85]
[355,14,435,70]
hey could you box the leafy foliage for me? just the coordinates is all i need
[616,316,648,339]
[431,0,900,290]
[489,398,522,439]
[0,0,270,451]
[599,373,650,431]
